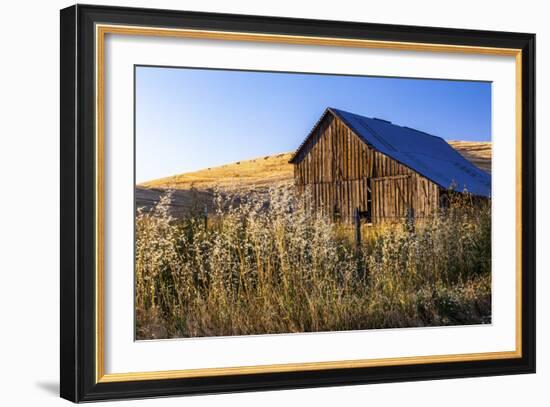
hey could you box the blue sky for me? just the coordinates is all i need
[136,66,491,183]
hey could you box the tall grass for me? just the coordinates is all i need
[135,187,491,339]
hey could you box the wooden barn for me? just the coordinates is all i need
[289,108,491,224]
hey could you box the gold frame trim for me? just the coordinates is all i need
[95,24,523,383]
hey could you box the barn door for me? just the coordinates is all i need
[370,175,412,223]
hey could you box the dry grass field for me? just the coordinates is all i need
[136,187,491,339]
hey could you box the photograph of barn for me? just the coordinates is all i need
[290,107,491,224]
[134,66,493,339]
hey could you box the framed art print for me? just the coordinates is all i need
[60,4,535,402]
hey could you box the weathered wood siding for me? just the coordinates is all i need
[370,175,439,223]
[293,114,439,223]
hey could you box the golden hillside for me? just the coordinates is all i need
[140,152,294,191]
[447,141,492,173]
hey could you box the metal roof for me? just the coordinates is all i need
[290,107,491,197]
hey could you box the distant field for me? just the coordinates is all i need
[136,141,491,215]
[447,141,492,173]
[136,152,294,215]
[139,152,294,191]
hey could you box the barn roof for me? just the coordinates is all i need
[289,107,491,198]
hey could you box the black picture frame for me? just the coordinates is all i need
[60,4,536,403]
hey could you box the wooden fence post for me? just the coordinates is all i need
[406,206,415,233]
[354,207,361,249]
[204,204,208,230]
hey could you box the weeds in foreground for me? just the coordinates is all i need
[135,188,491,339]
